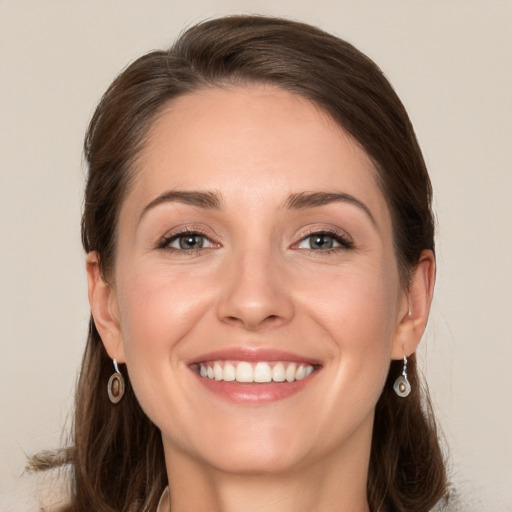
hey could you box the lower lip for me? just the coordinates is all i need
[193,372,317,404]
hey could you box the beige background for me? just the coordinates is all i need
[1,1,511,510]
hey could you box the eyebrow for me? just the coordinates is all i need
[139,189,375,226]
[285,192,376,225]
[139,190,222,223]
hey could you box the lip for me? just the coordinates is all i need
[188,347,321,405]
[188,347,322,366]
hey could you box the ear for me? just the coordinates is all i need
[391,250,436,360]
[86,252,126,363]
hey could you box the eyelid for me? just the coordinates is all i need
[157,226,220,251]
[292,226,354,250]
[167,233,215,250]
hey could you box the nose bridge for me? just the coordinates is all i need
[216,237,294,330]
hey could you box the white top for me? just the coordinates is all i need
[156,486,170,512]
[155,486,456,512]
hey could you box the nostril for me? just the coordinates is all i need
[216,283,295,329]
[224,313,282,329]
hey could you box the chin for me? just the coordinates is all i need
[201,443,304,476]
[170,420,312,476]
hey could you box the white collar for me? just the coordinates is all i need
[156,486,170,512]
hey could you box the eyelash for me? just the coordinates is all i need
[294,228,355,254]
[157,227,354,256]
[157,228,217,255]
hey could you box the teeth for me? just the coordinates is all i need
[254,362,272,383]
[198,361,315,383]
[286,363,296,382]
[223,362,236,381]
[272,362,286,382]
[214,362,223,381]
[236,361,253,383]
[295,365,306,380]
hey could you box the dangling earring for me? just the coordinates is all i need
[393,354,411,398]
[107,358,125,404]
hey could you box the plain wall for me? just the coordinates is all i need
[1,1,511,510]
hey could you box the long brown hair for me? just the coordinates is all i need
[35,15,448,512]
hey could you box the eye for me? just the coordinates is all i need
[159,231,216,251]
[295,231,353,251]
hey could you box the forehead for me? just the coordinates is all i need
[124,84,391,226]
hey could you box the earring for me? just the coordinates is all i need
[107,358,125,404]
[393,354,411,398]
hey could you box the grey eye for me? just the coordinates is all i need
[308,234,335,250]
[165,232,214,250]
[297,233,340,250]
[295,231,353,251]
[177,234,205,250]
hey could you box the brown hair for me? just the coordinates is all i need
[36,15,448,512]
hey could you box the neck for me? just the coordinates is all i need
[162,426,372,512]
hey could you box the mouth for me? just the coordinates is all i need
[188,349,321,404]
[192,360,316,383]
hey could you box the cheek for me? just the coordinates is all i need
[303,262,400,347]
[117,264,211,351]
[114,264,215,416]
[113,264,218,434]
[302,262,401,405]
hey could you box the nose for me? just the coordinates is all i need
[216,246,294,331]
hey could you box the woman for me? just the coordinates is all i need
[36,15,450,512]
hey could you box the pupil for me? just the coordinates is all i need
[311,234,333,249]
[179,234,203,249]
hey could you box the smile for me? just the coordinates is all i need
[197,361,316,383]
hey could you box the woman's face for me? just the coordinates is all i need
[97,85,413,474]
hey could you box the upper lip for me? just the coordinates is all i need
[188,347,322,366]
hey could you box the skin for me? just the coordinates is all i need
[87,85,435,512]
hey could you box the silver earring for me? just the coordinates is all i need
[107,358,125,404]
[393,355,411,398]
